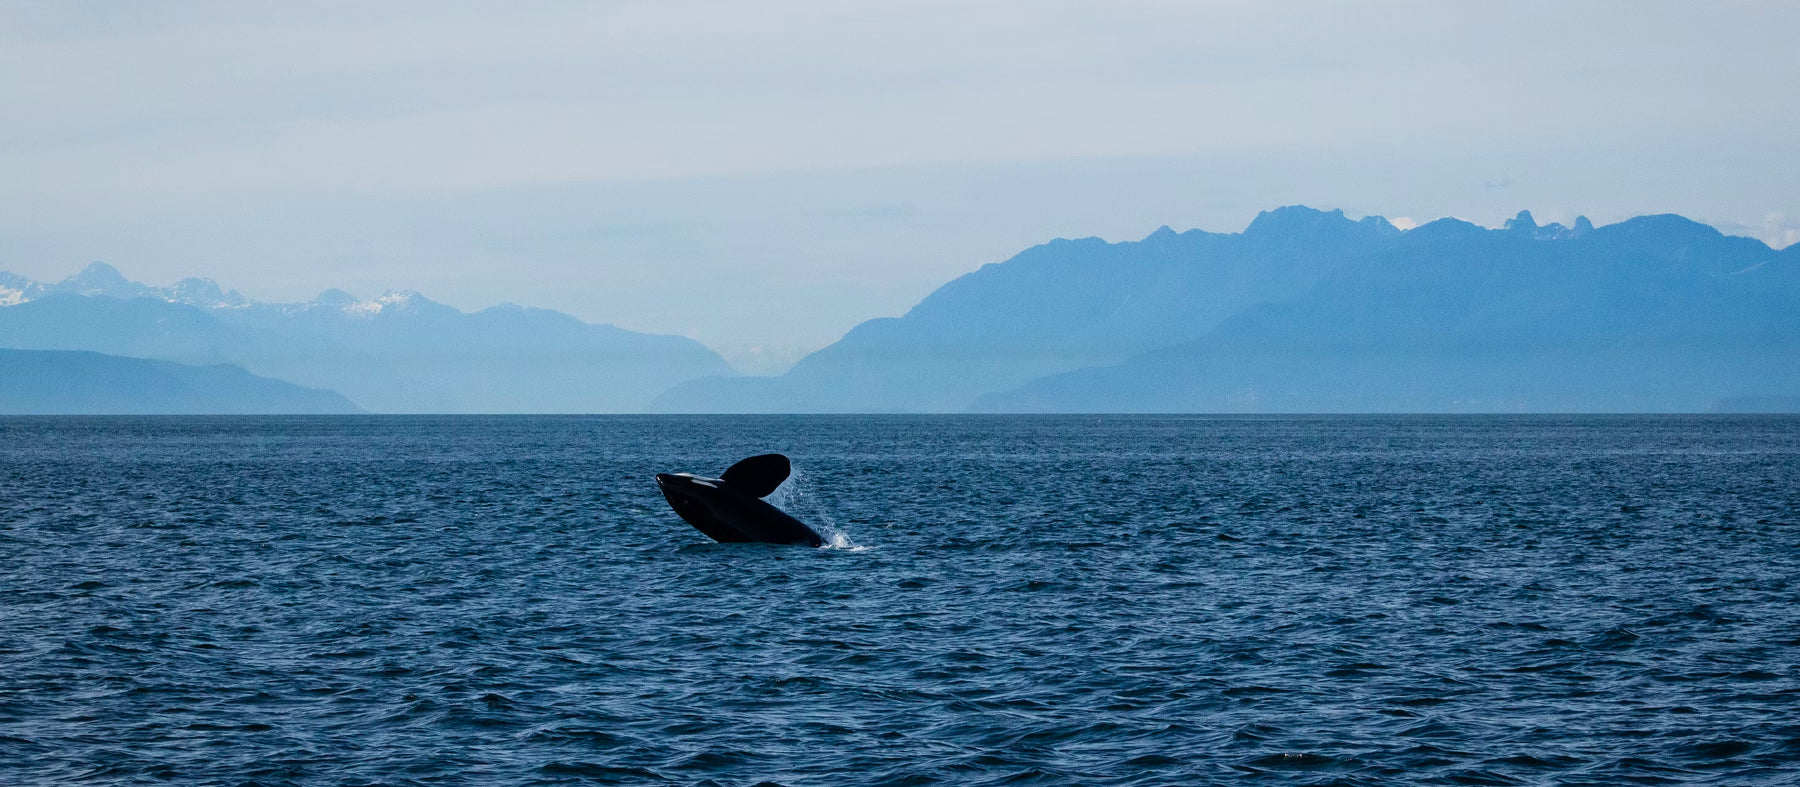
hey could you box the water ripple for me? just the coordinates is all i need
[1,414,1797,785]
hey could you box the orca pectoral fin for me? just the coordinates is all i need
[720,453,791,498]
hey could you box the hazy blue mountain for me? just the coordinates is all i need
[974,212,1800,412]
[209,293,735,413]
[0,293,307,366]
[43,261,160,300]
[655,207,1401,412]
[0,263,731,413]
[0,349,359,414]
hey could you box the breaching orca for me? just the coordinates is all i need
[655,454,826,547]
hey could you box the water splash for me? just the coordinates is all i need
[768,466,864,550]
[824,531,866,551]
[762,466,804,511]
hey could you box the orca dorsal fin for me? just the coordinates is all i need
[721,454,791,498]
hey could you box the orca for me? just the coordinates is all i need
[655,454,826,547]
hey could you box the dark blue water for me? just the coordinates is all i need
[3,416,1798,786]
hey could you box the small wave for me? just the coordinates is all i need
[9,415,1800,786]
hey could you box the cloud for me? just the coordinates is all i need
[5,0,1797,209]
[1,1,1797,352]
[1761,213,1800,250]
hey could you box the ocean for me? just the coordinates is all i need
[2,415,1797,785]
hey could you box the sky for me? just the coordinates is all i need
[3,1,1797,372]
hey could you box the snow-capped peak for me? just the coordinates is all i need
[344,290,426,318]
[164,277,251,309]
[0,264,454,320]
[0,272,45,306]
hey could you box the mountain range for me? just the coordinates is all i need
[0,349,359,414]
[5,206,1795,414]
[655,207,1799,413]
[0,263,730,413]
[974,212,1800,412]
[655,206,1408,412]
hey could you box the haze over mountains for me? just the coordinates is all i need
[0,349,358,415]
[976,212,1800,412]
[0,264,729,413]
[657,207,1799,413]
[657,207,1405,412]
[4,206,1796,413]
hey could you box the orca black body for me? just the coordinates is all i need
[655,454,826,547]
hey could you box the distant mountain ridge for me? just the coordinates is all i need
[0,264,731,413]
[656,206,1405,412]
[9,207,1794,414]
[974,211,1800,412]
[657,206,1797,413]
[0,349,359,414]
[0,260,253,308]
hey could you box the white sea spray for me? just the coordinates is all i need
[767,466,865,550]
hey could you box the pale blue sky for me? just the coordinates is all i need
[3,1,1796,370]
